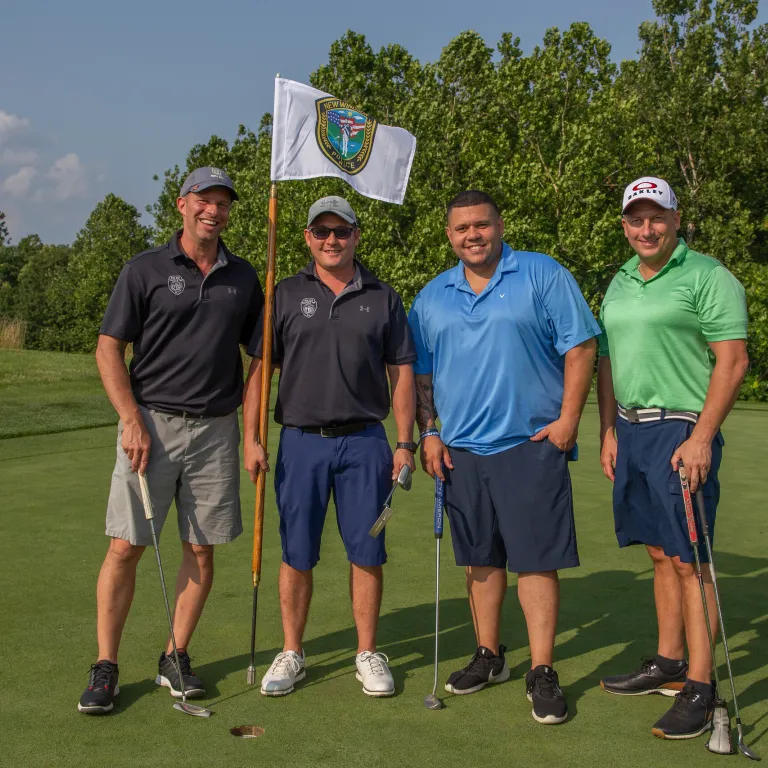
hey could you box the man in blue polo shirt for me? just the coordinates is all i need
[409,190,599,725]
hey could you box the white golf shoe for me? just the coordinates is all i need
[355,651,395,697]
[260,650,306,696]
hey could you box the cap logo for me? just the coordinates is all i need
[633,181,658,191]
[168,275,185,296]
[210,167,225,180]
[301,297,317,318]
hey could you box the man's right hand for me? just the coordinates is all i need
[420,435,453,480]
[600,430,618,482]
[122,416,151,474]
[244,439,270,484]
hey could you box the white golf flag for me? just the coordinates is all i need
[270,78,416,205]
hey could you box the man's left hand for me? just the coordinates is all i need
[530,417,579,452]
[671,436,712,493]
[392,447,416,480]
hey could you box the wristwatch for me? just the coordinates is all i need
[396,441,418,453]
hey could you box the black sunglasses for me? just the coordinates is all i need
[308,225,356,240]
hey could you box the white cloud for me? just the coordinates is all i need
[0,147,39,166]
[47,153,88,200]
[0,111,30,144]
[3,166,37,197]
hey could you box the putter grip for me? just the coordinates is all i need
[678,463,698,545]
[433,476,444,539]
[138,473,154,521]
[694,489,711,537]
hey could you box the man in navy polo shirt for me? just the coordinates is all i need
[78,167,264,715]
[409,190,599,725]
[244,196,416,698]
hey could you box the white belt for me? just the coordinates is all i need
[617,405,698,425]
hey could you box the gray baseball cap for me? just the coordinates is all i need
[180,166,239,201]
[307,196,358,227]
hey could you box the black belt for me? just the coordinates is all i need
[148,408,213,420]
[289,422,372,438]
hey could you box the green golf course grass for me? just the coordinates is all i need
[1,349,766,768]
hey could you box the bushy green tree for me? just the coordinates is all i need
[14,241,71,350]
[61,194,152,352]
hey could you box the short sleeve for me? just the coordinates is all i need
[538,263,601,356]
[696,266,748,342]
[239,276,265,346]
[99,263,144,341]
[384,290,417,365]
[408,292,433,375]
[597,305,610,357]
[247,282,284,363]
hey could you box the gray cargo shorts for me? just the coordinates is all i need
[105,406,242,546]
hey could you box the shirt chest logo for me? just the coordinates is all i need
[301,297,318,318]
[168,275,185,296]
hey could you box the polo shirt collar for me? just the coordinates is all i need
[446,242,519,290]
[619,238,688,281]
[169,230,229,265]
[300,259,377,287]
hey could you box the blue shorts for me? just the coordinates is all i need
[274,423,392,570]
[613,417,723,563]
[444,439,580,573]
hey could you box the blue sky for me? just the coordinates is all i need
[1,0,764,245]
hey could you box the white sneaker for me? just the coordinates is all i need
[260,650,306,696]
[355,651,395,697]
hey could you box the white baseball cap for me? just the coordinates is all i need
[622,176,678,213]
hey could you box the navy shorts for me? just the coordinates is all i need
[444,439,579,573]
[274,423,393,570]
[613,417,723,563]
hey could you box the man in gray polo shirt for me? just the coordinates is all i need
[78,167,264,715]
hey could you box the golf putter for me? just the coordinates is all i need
[369,464,412,537]
[678,465,732,755]
[138,473,212,718]
[694,484,761,761]
[424,474,445,710]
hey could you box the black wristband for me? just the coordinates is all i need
[396,441,418,453]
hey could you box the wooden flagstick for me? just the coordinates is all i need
[246,180,278,685]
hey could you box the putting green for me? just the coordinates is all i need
[1,399,765,767]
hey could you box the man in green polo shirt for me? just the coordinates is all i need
[596,176,748,740]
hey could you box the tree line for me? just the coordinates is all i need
[1,0,766,399]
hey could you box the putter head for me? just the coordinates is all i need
[369,505,394,537]
[736,729,761,762]
[246,666,257,686]
[424,693,443,710]
[705,700,733,755]
[173,701,212,718]
[397,464,412,491]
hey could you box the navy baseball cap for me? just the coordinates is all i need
[180,167,239,201]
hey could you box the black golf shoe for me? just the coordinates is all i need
[156,650,206,698]
[600,656,687,696]
[78,660,119,714]
[444,645,510,694]
[526,665,568,724]
[651,684,715,739]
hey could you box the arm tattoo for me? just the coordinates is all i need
[415,375,438,434]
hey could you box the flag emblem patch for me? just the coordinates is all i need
[315,98,377,175]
